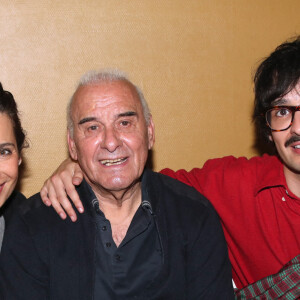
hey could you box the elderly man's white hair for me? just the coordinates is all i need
[67,69,151,136]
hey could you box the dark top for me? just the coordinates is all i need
[0,169,234,299]
[0,190,26,223]
[85,180,162,299]
[0,191,26,251]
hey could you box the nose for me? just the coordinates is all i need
[290,111,300,135]
[100,127,122,152]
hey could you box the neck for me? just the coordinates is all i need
[284,166,300,198]
[93,182,142,247]
[92,181,142,225]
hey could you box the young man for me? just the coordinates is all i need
[41,36,300,297]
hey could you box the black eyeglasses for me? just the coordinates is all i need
[265,105,300,131]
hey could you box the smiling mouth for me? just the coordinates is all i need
[100,157,128,166]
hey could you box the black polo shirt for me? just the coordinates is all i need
[88,185,162,299]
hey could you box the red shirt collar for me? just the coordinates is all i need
[254,155,287,195]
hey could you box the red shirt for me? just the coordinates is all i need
[161,155,300,289]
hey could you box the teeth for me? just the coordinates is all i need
[295,145,300,149]
[100,158,126,166]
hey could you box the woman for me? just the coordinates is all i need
[0,82,27,250]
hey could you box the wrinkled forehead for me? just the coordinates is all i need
[71,80,142,115]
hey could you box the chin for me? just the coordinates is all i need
[105,176,139,190]
[284,160,300,174]
[290,166,300,174]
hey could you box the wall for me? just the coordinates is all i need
[0,1,299,197]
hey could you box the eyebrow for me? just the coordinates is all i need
[118,111,137,118]
[78,111,137,125]
[78,117,97,125]
[272,98,288,106]
[0,143,16,148]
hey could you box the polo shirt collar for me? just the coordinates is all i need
[254,155,287,195]
[76,171,154,216]
[76,178,97,217]
[141,169,157,214]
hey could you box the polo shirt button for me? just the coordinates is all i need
[106,242,111,248]
[115,254,121,261]
[102,226,107,231]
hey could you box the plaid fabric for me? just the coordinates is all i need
[235,255,300,299]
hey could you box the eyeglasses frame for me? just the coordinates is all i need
[265,105,300,132]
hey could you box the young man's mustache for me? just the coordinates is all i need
[285,136,300,147]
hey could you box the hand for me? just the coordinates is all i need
[40,158,84,222]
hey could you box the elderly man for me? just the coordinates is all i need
[41,37,300,298]
[0,70,234,299]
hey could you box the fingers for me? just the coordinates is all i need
[40,185,52,207]
[53,172,81,221]
[40,174,80,222]
[47,182,69,220]
[72,164,84,186]
[40,158,84,222]
[64,179,84,214]
[41,179,67,220]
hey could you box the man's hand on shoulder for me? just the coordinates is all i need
[40,158,84,222]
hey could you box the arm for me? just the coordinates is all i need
[41,157,211,222]
[187,201,234,299]
[40,158,84,221]
[42,156,240,222]
[41,162,208,221]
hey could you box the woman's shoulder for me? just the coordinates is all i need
[2,191,27,222]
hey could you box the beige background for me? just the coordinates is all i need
[0,1,299,197]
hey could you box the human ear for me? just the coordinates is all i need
[67,130,78,161]
[147,116,155,150]
[268,134,273,142]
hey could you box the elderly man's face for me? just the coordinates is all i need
[68,80,154,197]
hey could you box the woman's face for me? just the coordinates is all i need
[0,113,19,207]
